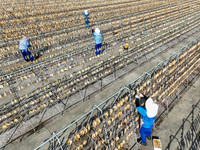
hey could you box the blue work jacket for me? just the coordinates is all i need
[93,32,101,44]
[136,106,155,129]
[83,12,89,20]
[19,40,31,50]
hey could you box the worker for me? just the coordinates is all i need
[19,36,33,62]
[92,27,102,56]
[83,10,90,28]
[135,93,158,146]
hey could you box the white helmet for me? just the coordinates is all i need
[145,97,158,118]
[84,10,88,15]
[95,28,100,35]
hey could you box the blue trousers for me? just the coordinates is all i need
[95,43,102,56]
[85,20,90,28]
[140,126,152,143]
[84,16,90,28]
[20,49,33,62]
[95,43,101,50]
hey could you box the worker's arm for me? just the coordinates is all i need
[92,26,96,34]
[92,28,95,34]
[135,97,147,116]
[83,13,88,17]
[135,97,140,107]
[136,106,147,116]
[27,40,31,47]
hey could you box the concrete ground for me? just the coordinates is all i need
[4,29,200,149]
[138,77,200,150]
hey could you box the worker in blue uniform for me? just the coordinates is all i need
[83,10,90,28]
[92,27,102,56]
[135,94,158,146]
[19,36,33,62]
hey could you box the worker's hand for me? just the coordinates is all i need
[92,26,96,29]
[137,92,144,97]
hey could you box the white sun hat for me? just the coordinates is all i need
[145,97,158,118]
[84,10,88,15]
[95,28,100,34]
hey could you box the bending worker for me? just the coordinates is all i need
[19,36,33,62]
[135,93,158,146]
[92,26,102,56]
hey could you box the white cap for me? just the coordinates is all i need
[22,36,28,40]
[95,28,100,34]
[145,97,158,118]
[84,10,88,15]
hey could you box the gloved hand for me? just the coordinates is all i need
[139,93,149,100]
[143,94,148,100]
[139,93,143,97]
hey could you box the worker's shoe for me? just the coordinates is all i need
[147,136,151,140]
[137,138,141,142]
[141,143,147,146]
[95,51,98,56]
